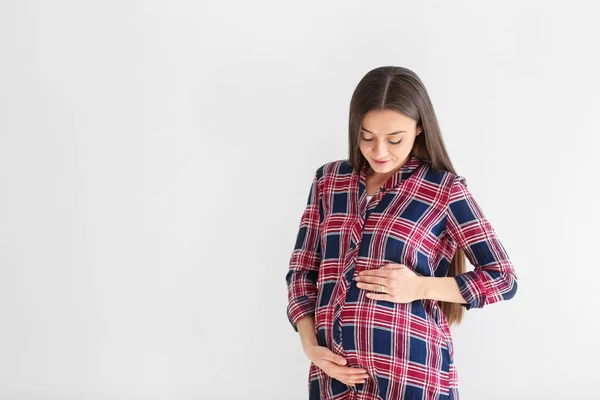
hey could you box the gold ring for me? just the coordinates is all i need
[380,284,385,293]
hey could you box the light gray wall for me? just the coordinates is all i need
[1,1,598,399]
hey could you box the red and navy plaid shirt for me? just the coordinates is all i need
[286,155,518,400]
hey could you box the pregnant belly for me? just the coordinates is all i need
[338,298,449,377]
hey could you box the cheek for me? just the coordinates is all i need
[393,139,412,151]
[358,142,370,154]
[392,143,406,153]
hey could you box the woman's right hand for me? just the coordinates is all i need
[303,345,370,387]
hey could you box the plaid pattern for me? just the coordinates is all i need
[286,156,518,400]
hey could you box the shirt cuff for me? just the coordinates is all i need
[453,272,486,310]
[287,295,316,332]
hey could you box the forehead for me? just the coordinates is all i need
[361,109,415,134]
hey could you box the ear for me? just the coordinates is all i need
[416,124,423,136]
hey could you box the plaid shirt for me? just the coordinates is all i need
[286,156,518,400]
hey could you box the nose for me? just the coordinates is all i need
[372,139,388,158]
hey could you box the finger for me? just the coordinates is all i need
[342,372,370,381]
[344,374,370,384]
[356,282,388,293]
[342,367,369,375]
[356,275,388,286]
[323,353,347,366]
[329,365,367,377]
[380,263,404,270]
[345,376,368,385]
[331,365,368,375]
[365,292,394,301]
[358,269,391,278]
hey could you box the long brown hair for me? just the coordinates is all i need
[347,66,466,326]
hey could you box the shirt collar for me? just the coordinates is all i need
[359,155,423,193]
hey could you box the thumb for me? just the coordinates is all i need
[334,355,348,366]
[380,263,402,269]
[324,350,347,365]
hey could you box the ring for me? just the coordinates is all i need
[380,284,385,293]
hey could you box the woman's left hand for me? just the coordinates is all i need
[354,263,425,303]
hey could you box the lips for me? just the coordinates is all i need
[373,159,389,165]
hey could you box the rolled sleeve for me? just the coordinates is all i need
[446,175,518,310]
[285,166,323,331]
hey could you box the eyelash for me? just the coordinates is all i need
[361,137,402,145]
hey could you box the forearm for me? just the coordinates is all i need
[296,314,318,351]
[419,276,468,305]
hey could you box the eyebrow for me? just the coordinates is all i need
[360,126,407,135]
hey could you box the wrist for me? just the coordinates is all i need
[302,343,318,361]
[418,276,431,299]
[300,333,318,354]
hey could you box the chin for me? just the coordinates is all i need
[370,164,393,173]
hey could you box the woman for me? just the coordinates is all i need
[285,66,518,400]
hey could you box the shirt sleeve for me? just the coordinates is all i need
[446,175,518,310]
[285,167,323,331]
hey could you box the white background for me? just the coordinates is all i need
[1,1,598,399]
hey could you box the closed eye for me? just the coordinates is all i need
[361,137,402,145]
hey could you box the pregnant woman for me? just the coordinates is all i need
[285,66,518,400]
